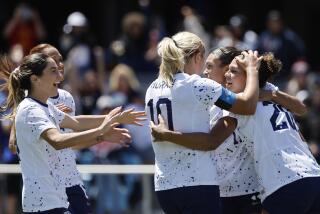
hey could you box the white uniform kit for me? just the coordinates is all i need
[49,89,83,188]
[15,97,67,212]
[231,102,320,201]
[146,73,235,191]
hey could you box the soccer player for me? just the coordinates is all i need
[145,31,261,214]
[152,47,307,214]
[153,52,320,214]
[30,44,91,213]
[224,53,320,214]
[0,53,145,213]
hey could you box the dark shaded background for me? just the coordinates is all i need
[0,0,319,69]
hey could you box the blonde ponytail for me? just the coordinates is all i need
[157,32,205,87]
[157,37,185,86]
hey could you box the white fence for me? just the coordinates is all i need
[0,164,156,214]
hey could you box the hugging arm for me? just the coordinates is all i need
[150,115,236,151]
[259,89,307,116]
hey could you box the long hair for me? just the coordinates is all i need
[157,31,204,86]
[0,53,49,119]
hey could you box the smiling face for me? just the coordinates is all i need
[224,58,246,93]
[203,53,229,85]
[42,47,64,79]
[32,57,63,98]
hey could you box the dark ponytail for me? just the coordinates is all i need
[0,53,49,119]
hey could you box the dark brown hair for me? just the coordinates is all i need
[211,47,242,67]
[0,53,50,118]
[259,52,282,88]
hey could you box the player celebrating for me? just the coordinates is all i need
[153,52,320,214]
[145,31,261,214]
[151,47,307,214]
[0,53,145,213]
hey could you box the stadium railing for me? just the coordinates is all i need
[0,164,155,214]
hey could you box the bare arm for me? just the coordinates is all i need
[42,113,131,150]
[259,89,307,116]
[60,107,146,131]
[150,115,236,151]
[9,122,17,154]
[71,126,131,150]
[228,51,261,115]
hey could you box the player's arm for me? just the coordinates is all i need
[259,89,307,116]
[42,113,131,150]
[150,115,236,151]
[61,107,146,131]
[9,121,17,154]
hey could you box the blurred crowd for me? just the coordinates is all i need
[0,2,320,214]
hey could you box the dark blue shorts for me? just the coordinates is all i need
[24,208,71,214]
[156,185,221,214]
[221,192,262,214]
[262,176,320,214]
[66,184,92,214]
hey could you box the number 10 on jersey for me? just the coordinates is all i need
[147,98,174,131]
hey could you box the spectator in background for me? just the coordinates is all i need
[257,10,306,85]
[286,60,310,96]
[211,25,233,49]
[109,63,142,105]
[61,12,96,77]
[305,80,320,162]
[0,107,21,214]
[181,5,210,49]
[92,92,143,214]
[229,14,258,50]
[4,3,46,55]
[78,70,102,115]
[109,64,153,162]
[106,12,158,73]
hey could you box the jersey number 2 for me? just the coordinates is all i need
[147,98,174,130]
[263,101,298,131]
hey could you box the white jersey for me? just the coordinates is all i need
[16,98,68,212]
[49,89,83,188]
[213,108,260,197]
[232,102,320,201]
[146,73,226,191]
[212,81,277,197]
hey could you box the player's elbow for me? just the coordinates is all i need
[294,104,308,117]
[244,106,256,115]
[46,136,66,150]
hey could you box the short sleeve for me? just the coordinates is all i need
[264,82,279,91]
[49,103,66,125]
[227,112,254,141]
[192,78,223,108]
[26,106,57,140]
[63,90,76,116]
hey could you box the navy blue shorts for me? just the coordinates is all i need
[66,184,92,214]
[262,176,320,214]
[221,192,262,214]
[24,208,71,214]
[156,185,221,214]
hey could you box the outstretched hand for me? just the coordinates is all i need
[150,114,169,141]
[113,108,147,126]
[102,123,132,147]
